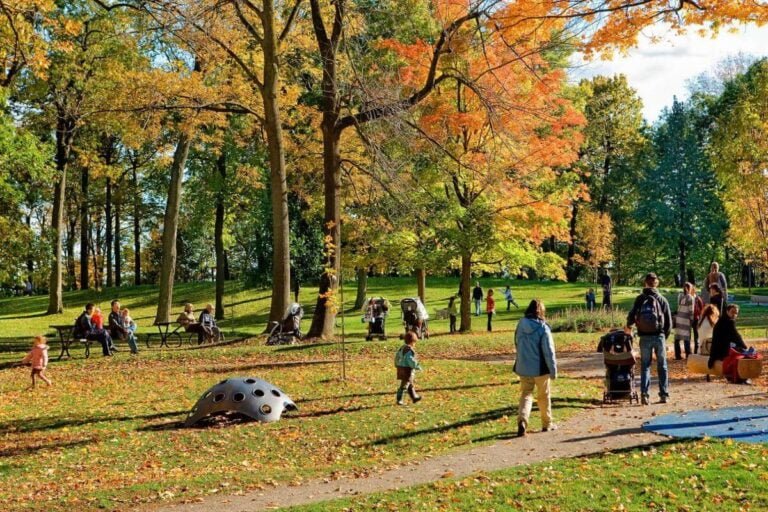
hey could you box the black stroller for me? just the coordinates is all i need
[596,330,639,405]
[401,298,429,340]
[267,303,303,345]
[363,297,389,341]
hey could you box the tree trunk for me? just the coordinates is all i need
[92,212,102,289]
[214,151,226,320]
[566,202,579,282]
[47,116,75,314]
[459,253,472,332]
[114,198,121,287]
[132,165,141,285]
[25,213,33,279]
[306,3,342,338]
[65,214,77,290]
[80,167,89,289]
[155,132,193,324]
[416,267,426,303]
[262,3,291,328]
[353,267,367,309]
[678,239,686,288]
[105,178,113,288]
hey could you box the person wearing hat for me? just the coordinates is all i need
[624,272,673,405]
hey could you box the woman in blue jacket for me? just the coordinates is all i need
[514,299,557,437]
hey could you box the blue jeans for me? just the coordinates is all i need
[474,299,481,316]
[639,334,669,398]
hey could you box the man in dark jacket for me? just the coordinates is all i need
[472,282,483,316]
[108,300,127,343]
[74,303,113,356]
[624,272,673,405]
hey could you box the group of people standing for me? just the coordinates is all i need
[466,282,519,332]
[585,270,613,311]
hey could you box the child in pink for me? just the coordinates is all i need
[21,335,52,388]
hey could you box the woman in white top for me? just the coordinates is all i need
[697,304,720,356]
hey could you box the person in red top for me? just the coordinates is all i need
[486,289,496,332]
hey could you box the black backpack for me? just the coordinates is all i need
[635,294,662,333]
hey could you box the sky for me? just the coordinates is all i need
[570,24,768,123]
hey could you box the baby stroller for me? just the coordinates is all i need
[363,297,389,341]
[596,330,639,405]
[267,303,303,345]
[401,298,429,340]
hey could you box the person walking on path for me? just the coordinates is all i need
[703,262,728,304]
[21,335,52,388]
[472,282,483,316]
[447,296,458,334]
[674,282,695,360]
[486,289,496,332]
[394,332,422,405]
[503,285,519,310]
[625,273,673,405]
[514,299,557,437]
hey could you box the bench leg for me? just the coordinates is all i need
[85,343,90,358]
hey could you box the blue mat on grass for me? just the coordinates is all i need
[642,406,768,443]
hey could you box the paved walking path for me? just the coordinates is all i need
[157,354,767,512]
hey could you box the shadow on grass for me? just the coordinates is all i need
[1,437,96,458]
[209,359,342,373]
[0,410,187,434]
[297,381,508,405]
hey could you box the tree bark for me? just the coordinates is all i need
[65,213,77,290]
[214,151,226,320]
[416,267,426,303]
[47,115,75,314]
[132,165,141,285]
[459,253,472,332]
[262,2,292,328]
[566,202,579,282]
[25,213,33,280]
[353,267,367,309]
[155,132,193,324]
[105,178,113,288]
[114,198,121,287]
[307,0,343,338]
[679,238,686,288]
[80,167,89,289]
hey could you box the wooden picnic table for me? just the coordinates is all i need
[147,321,183,348]
[49,324,75,360]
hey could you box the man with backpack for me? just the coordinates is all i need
[624,273,673,405]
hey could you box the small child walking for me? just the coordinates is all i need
[503,285,519,310]
[447,296,458,334]
[22,335,52,388]
[395,332,422,405]
[486,289,496,332]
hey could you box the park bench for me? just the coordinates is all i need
[433,308,450,320]
[49,324,91,359]
[750,295,768,306]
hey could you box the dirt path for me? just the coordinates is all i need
[157,354,767,512]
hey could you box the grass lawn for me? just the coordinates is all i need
[1,277,767,511]
[289,439,768,511]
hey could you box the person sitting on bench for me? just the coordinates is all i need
[74,303,114,357]
[177,303,212,343]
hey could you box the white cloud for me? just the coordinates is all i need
[570,24,768,122]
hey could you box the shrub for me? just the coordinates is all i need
[548,307,626,333]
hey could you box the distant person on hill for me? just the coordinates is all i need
[472,282,483,316]
[514,299,557,437]
[625,273,672,405]
[600,270,613,311]
[503,285,519,310]
[23,279,32,296]
[394,332,422,405]
[21,335,52,388]
[447,296,458,334]
[486,289,496,332]
[585,288,596,312]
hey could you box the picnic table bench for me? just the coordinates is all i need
[751,295,768,305]
[49,324,92,360]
